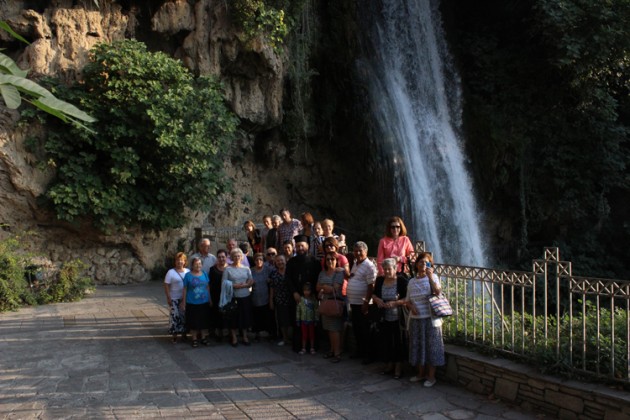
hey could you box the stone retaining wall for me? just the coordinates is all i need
[442,345,630,419]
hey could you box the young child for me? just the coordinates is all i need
[296,283,318,354]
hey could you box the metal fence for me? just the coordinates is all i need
[193,226,629,383]
[432,245,630,384]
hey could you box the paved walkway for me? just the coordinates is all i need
[0,283,540,419]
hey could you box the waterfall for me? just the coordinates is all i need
[360,0,487,266]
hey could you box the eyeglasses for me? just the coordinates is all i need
[390,225,401,229]
[267,252,277,256]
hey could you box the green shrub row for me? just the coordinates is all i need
[443,293,629,382]
[0,236,94,312]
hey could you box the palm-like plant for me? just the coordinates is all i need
[0,21,96,130]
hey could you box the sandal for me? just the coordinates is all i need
[192,340,199,348]
[323,352,335,359]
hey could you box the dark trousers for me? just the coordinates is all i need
[252,304,272,335]
[381,319,405,362]
[350,304,371,358]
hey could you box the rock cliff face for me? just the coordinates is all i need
[0,0,295,283]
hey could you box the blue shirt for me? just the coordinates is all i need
[184,271,210,304]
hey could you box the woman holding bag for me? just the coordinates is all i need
[164,252,189,343]
[405,252,445,387]
[316,252,345,363]
[222,248,254,347]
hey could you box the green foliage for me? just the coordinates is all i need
[0,236,30,311]
[44,260,93,304]
[0,236,93,311]
[443,285,628,381]
[0,21,96,130]
[231,0,289,50]
[42,39,238,232]
[448,1,630,276]
[231,0,317,145]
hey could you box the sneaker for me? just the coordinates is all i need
[423,379,437,387]
[409,375,424,383]
[277,340,285,346]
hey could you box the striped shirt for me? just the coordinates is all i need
[346,258,377,305]
[407,274,440,319]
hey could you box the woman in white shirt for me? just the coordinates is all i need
[164,252,189,343]
[405,252,445,387]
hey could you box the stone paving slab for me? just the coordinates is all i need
[0,283,542,419]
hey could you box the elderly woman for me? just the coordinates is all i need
[164,252,189,343]
[222,248,254,347]
[269,254,292,346]
[209,249,228,341]
[372,258,408,379]
[316,252,345,363]
[405,252,445,387]
[182,257,211,348]
[251,252,273,341]
[377,216,415,275]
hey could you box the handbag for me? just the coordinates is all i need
[428,294,453,317]
[318,283,344,317]
[220,298,238,318]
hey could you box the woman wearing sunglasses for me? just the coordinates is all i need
[376,216,414,275]
[405,252,444,387]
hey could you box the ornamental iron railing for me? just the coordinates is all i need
[193,226,629,383]
[427,244,630,384]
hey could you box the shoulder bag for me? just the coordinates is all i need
[318,279,344,317]
[428,293,453,317]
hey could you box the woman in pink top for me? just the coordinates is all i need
[376,216,414,275]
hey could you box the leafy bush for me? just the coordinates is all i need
[0,236,93,311]
[0,236,30,311]
[43,260,93,304]
[443,286,628,381]
[42,39,238,232]
[231,0,289,50]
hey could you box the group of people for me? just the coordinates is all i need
[163,209,446,387]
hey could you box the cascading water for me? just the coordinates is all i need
[360,0,487,266]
